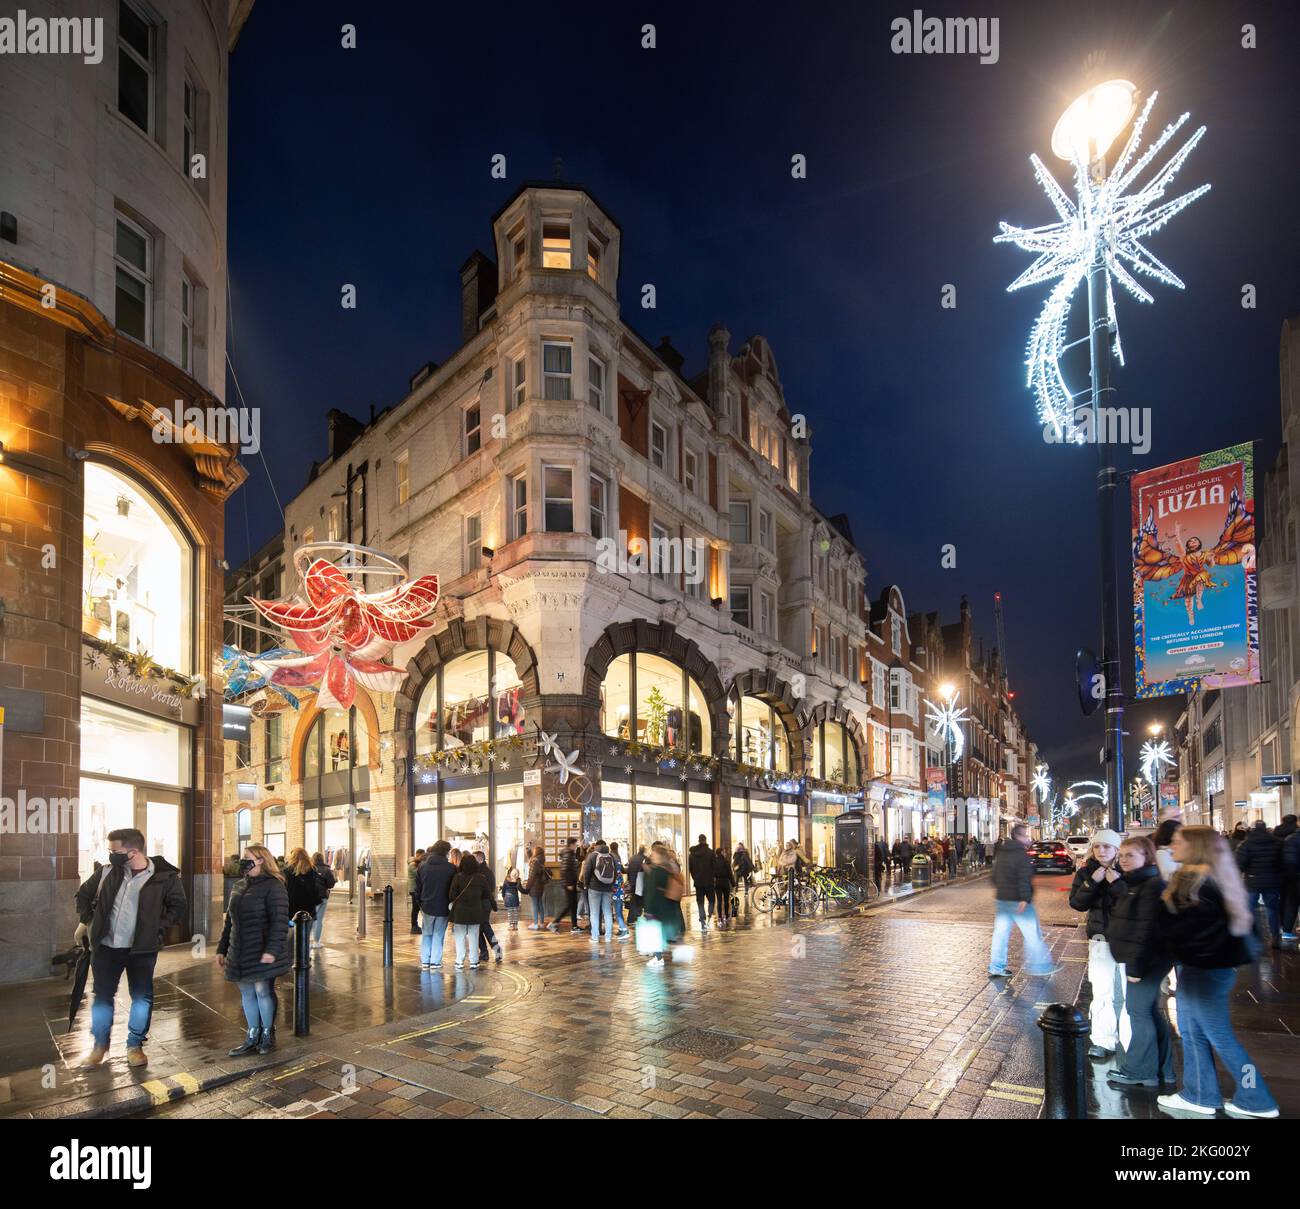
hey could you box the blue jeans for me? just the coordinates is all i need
[530,894,545,925]
[1175,965,1278,1112]
[238,978,276,1029]
[588,890,614,940]
[421,914,449,965]
[312,898,328,943]
[988,900,1054,974]
[453,923,480,966]
[89,946,156,1049]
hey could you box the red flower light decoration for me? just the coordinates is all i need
[249,557,439,710]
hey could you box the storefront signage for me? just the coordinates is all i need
[523,768,542,787]
[1261,773,1291,787]
[82,646,199,725]
[1132,442,1258,698]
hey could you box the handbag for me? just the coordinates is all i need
[664,872,685,902]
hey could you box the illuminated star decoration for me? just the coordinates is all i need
[1139,739,1174,784]
[249,558,439,710]
[1031,765,1051,805]
[996,90,1209,441]
[549,747,581,784]
[924,693,968,761]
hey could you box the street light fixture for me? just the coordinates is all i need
[997,81,1209,835]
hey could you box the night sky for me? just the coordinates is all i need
[224,0,1300,789]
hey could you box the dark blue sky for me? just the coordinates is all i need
[224,0,1300,787]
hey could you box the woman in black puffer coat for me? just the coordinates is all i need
[218,844,290,1057]
[1104,836,1173,1090]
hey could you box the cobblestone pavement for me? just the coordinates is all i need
[152,873,1087,1120]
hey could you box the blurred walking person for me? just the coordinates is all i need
[1236,820,1284,948]
[988,824,1058,978]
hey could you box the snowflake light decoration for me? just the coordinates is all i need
[924,693,968,761]
[1031,765,1051,805]
[1139,738,1174,784]
[996,88,1209,440]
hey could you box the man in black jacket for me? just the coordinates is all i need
[625,844,648,926]
[688,836,716,930]
[74,827,186,1069]
[416,841,456,969]
[1275,814,1299,939]
[1237,820,1284,946]
[551,837,582,934]
[988,824,1058,978]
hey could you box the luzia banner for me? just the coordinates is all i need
[1132,443,1258,698]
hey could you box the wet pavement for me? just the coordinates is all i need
[7,867,1293,1120]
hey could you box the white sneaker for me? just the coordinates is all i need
[1225,1101,1280,1119]
[647,955,664,967]
[1157,1093,1217,1116]
[494,944,503,961]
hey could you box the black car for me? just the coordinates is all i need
[1028,841,1074,874]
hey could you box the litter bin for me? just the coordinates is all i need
[910,854,932,888]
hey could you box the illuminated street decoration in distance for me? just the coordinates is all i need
[1139,738,1174,784]
[996,86,1209,441]
[1031,764,1051,804]
[925,693,968,761]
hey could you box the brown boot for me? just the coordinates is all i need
[126,1046,148,1068]
[83,1045,109,1068]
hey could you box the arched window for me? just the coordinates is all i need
[812,720,861,787]
[82,462,194,674]
[600,651,711,755]
[301,705,371,777]
[412,649,526,757]
[730,694,790,772]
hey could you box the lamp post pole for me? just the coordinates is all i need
[1085,151,1126,837]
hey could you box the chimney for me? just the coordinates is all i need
[707,323,731,412]
[326,408,365,460]
[459,251,498,343]
[656,335,685,375]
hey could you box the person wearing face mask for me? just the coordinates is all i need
[1068,829,1128,1061]
[74,828,187,1069]
[1105,835,1175,1090]
[217,844,291,1057]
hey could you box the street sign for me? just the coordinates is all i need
[1261,773,1291,787]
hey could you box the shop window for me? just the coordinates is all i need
[737,695,790,773]
[263,805,286,858]
[301,704,370,777]
[412,648,527,758]
[599,651,711,754]
[812,720,860,788]
[83,464,193,674]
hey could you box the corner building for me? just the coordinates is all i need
[237,183,975,890]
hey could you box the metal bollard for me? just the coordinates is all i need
[356,875,367,938]
[1037,1003,1090,1119]
[787,867,797,921]
[383,884,394,967]
[292,910,313,1037]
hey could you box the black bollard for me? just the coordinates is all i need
[292,910,312,1037]
[383,884,394,968]
[787,867,797,921]
[1037,1003,1089,1119]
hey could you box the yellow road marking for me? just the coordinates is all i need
[141,1079,171,1106]
[173,1072,199,1095]
[991,1080,1044,1095]
[383,969,529,1044]
[986,1089,1043,1105]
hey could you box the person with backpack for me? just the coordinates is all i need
[310,842,338,946]
[525,846,550,929]
[1157,827,1280,1118]
[732,842,755,891]
[283,848,324,942]
[501,863,523,932]
[74,826,187,1069]
[580,839,619,945]
[688,835,717,930]
[218,844,289,1057]
[448,853,491,969]
[712,846,735,925]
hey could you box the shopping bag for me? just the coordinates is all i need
[635,918,664,955]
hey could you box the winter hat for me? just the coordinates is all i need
[1089,829,1122,850]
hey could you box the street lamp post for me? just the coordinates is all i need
[998,80,1209,836]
